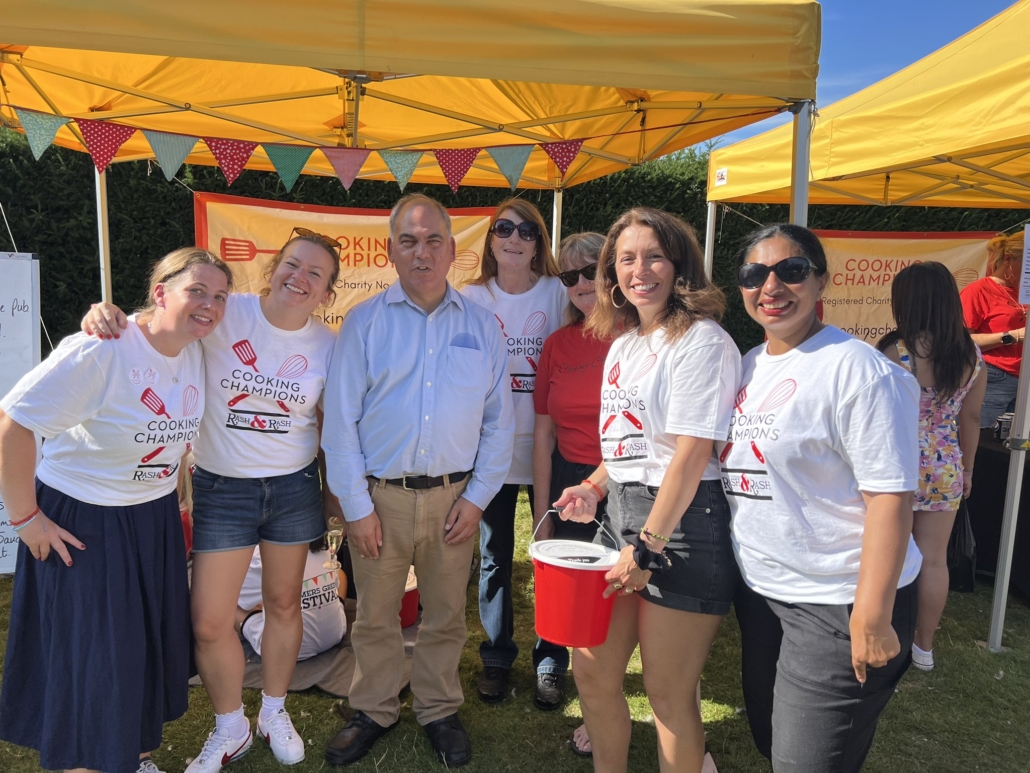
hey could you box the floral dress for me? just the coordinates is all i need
[896,341,982,511]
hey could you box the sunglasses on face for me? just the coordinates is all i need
[737,256,817,289]
[288,226,342,258]
[558,263,598,287]
[491,218,540,242]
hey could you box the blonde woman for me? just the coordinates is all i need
[0,249,231,773]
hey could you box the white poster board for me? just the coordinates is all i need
[0,253,42,573]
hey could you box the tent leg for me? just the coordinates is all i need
[552,188,563,258]
[704,201,717,279]
[789,100,814,227]
[988,305,1030,651]
[95,167,113,303]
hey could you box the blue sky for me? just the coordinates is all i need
[716,0,1016,147]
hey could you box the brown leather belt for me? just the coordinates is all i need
[377,470,473,490]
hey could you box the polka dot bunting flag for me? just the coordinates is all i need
[75,118,137,173]
[322,148,371,190]
[433,148,482,193]
[541,139,584,177]
[203,137,258,185]
[379,150,424,191]
[14,108,70,161]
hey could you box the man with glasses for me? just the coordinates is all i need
[321,193,514,768]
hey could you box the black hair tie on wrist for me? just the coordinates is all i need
[623,531,672,573]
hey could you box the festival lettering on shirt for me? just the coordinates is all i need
[132,383,200,481]
[720,379,797,501]
[220,341,309,434]
[301,571,340,610]
[600,355,656,464]
[496,312,548,393]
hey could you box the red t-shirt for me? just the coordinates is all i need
[961,276,1025,376]
[533,323,612,466]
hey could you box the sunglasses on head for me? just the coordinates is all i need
[491,218,540,242]
[288,226,342,258]
[737,256,817,289]
[558,263,598,287]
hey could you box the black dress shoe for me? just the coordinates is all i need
[423,713,472,767]
[325,710,398,766]
[477,665,509,703]
[534,672,565,710]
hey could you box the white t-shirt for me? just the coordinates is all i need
[192,293,336,478]
[238,547,347,660]
[0,319,204,506]
[720,326,923,605]
[600,319,741,486]
[461,276,567,484]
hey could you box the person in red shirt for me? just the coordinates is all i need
[960,232,1026,427]
[530,232,611,720]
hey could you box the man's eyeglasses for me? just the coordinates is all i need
[737,256,816,289]
[558,263,598,288]
[490,218,540,242]
[289,227,342,258]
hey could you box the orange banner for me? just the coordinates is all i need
[815,231,995,343]
[195,193,493,329]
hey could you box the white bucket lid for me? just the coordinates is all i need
[405,565,417,592]
[529,539,620,570]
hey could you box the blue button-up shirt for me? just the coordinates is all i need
[322,281,514,521]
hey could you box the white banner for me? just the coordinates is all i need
[816,231,995,343]
[195,193,493,328]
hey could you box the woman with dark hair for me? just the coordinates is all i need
[555,208,741,772]
[961,231,1026,427]
[724,223,922,772]
[461,198,567,703]
[0,248,231,773]
[878,262,985,671]
[82,230,342,771]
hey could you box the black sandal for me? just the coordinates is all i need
[569,728,592,758]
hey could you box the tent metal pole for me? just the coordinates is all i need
[704,201,717,279]
[552,189,563,258]
[988,230,1030,652]
[789,100,813,227]
[95,167,113,303]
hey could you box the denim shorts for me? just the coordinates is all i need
[598,478,737,615]
[191,458,326,552]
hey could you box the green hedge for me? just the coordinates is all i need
[1,129,1025,352]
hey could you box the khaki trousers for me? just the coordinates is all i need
[348,475,474,726]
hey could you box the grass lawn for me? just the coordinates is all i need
[1,492,1028,772]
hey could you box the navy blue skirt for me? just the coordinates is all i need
[0,481,191,773]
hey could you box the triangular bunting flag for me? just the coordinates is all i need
[75,118,137,173]
[379,150,424,191]
[433,148,482,193]
[541,139,584,177]
[142,130,198,181]
[14,108,70,161]
[486,145,534,191]
[203,137,258,185]
[262,144,315,192]
[322,147,371,191]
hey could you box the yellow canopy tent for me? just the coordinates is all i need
[705,0,1030,655]
[706,0,1030,210]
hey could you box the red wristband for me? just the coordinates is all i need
[9,506,41,527]
[582,479,604,501]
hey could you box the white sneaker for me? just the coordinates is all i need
[185,721,253,773]
[258,708,306,765]
[911,643,935,671]
[137,759,166,773]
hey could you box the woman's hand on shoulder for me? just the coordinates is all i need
[17,512,85,567]
[82,302,128,339]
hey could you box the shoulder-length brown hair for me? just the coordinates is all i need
[587,208,724,343]
[469,198,559,286]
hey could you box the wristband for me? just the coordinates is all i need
[12,514,39,532]
[582,479,604,501]
[642,528,670,543]
[9,507,40,528]
[623,532,672,573]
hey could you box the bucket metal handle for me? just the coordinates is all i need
[531,508,619,548]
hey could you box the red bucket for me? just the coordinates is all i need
[400,566,420,628]
[530,540,620,648]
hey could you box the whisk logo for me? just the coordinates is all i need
[505,312,548,392]
[722,379,797,465]
[222,352,308,434]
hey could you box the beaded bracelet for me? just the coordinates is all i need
[581,479,604,501]
[642,527,670,543]
[9,506,40,529]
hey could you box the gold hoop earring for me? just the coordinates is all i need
[610,285,627,309]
